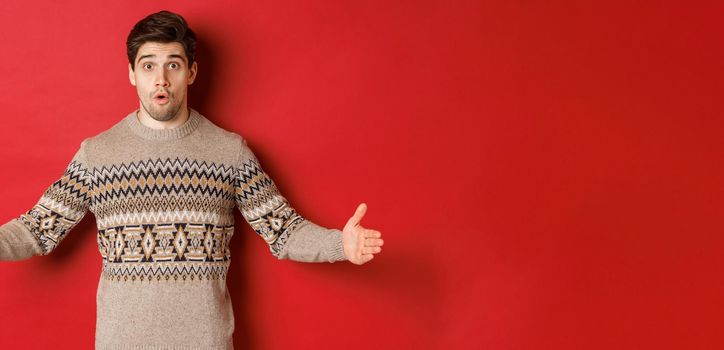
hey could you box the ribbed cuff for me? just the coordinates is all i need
[326,229,347,263]
[0,219,43,261]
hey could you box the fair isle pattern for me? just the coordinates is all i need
[15,152,314,281]
[92,157,238,282]
[234,157,306,257]
[19,158,93,255]
[91,157,238,228]
[97,222,234,282]
[102,260,230,282]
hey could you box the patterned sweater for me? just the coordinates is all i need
[0,108,347,349]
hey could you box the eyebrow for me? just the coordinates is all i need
[136,54,187,63]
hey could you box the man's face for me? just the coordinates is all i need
[128,41,197,121]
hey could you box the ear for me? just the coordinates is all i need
[128,63,136,86]
[187,61,198,85]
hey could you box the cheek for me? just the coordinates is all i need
[170,76,189,93]
[173,73,190,86]
[135,77,152,92]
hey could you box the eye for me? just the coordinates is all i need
[169,62,179,69]
[143,63,153,70]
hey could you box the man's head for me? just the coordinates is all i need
[127,10,198,122]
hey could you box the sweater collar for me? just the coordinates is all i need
[124,108,202,140]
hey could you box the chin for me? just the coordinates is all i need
[142,102,181,121]
[152,111,178,122]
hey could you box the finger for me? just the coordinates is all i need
[362,246,382,254]
[364,238,384,247]
[364,230,381,238]
[345,203,367,227]
[361,253,374,263]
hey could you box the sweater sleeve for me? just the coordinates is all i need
[232,137,347,263]
[0,139,94,261]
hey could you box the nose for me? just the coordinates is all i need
[155,70,170,88]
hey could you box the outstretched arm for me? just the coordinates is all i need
[233,137,385,264]
[0,139,93,261]
[233,137,347,263]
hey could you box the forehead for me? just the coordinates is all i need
[136,42,187,62]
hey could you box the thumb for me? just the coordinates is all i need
[346,203,367,227]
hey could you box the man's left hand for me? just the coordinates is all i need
[342,203,384,265]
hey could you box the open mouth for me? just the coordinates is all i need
[153,92,169,104]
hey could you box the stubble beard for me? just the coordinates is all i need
[139,94,183,122]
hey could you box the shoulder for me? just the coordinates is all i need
[190,110,257,167]
[193,112,250,157]
[197,114,246,146]
[80,110,135,150]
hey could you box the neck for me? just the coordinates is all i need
[136,104,190,130]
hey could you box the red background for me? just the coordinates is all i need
[0,1,722,349]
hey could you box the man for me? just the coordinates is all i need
[0,10,383,349]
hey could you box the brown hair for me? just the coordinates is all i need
[126,10,197,70]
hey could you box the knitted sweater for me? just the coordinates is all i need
[0,108,347,349]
